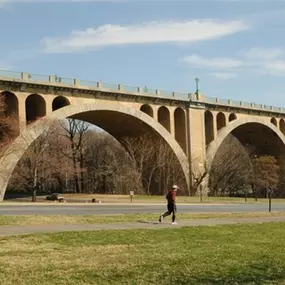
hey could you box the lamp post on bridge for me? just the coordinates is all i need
[194,76,200,96]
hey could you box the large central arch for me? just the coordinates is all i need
[0,102,189,201]
[206,117,285,175]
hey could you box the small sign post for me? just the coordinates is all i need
[268,187,272,213]
[130,191,134,203]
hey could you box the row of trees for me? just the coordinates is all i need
[7,119,188,199]
[8,119,285,199]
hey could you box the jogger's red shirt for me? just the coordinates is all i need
[166,190,176,203]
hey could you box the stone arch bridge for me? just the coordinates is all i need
[0,70,285,200]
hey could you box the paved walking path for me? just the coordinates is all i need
[1,216,285,237]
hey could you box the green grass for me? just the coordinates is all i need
[0,211,285,226]
[1,223,285,284]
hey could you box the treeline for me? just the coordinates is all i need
[207,135,285,198]
[8,119,187,199]
[9,118,285,199]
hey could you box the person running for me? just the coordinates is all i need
[159,185,179,225]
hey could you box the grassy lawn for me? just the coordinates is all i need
[1,223,285,284]
[0,211,285,226]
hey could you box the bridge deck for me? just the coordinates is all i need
[0,69,284,114]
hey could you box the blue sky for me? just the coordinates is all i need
[1,1,285,107]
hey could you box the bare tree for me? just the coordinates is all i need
[82,131,141,194]
[44,126,75,193]
[155,139,187,195]
[253,155,281,198]
[121,134,160,194]
[121,135,188,195]
[190,157,208,196]
[209,134,253,196]
[9,122,59,201]
[59,118,89,193]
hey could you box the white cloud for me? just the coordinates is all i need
[263,60,285,76]
[183,47,285,79]
[183,54,243,70]
[241,47,283,60]
[41,19,248,53]
[210,72,237,80]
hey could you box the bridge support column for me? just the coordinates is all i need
[17,93,27,132]
[187,107,206,195]
[213,112,218,140]
[45,97,53,115]
[170,109,175,137]
[152,106,158,122]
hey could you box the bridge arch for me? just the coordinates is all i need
[229,113,237,122]
[26,94,46,124]
[271,117,277,127]
[174,107,186,153]
[0,91,19,134]
[158,106,170,132]
[217,112,226,130]
[204,110,214,146]
[205,117,285,194]
[1,91,19,117]
[52,96,70,111]
[207,117,285,169]
[0,102,189,200]
[140,104,153,118]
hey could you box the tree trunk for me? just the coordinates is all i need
[32,188,37,202]
[103,175,106,193]
[32,167,38,202]
[80,149,84,193]
[71,145,80,193]
[146,168,156,195]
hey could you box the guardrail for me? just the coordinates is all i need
[0,69,284,114]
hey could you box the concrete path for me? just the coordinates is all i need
[1,216,285,237]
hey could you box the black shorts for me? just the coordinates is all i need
[167,203,176,213]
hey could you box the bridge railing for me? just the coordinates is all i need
[204,97,218,104]
[122,85,139,93]
[0,69,284,114]
[173,91,189,100]
[157,89,173,98]
[0,70,22,80]
[28,73,50,82]
[79,79,98,88]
